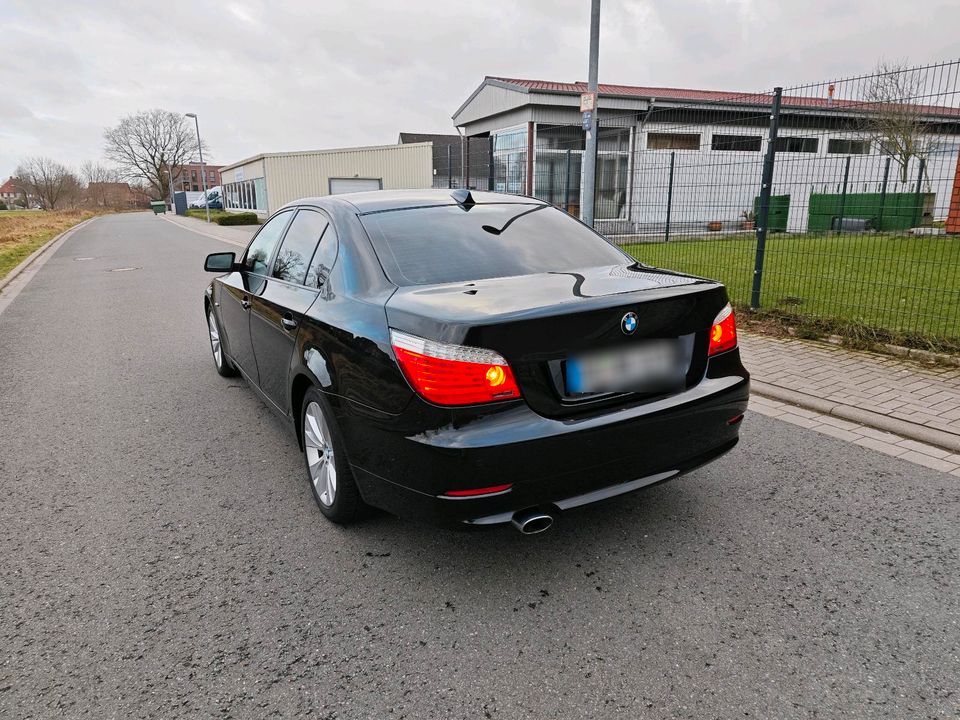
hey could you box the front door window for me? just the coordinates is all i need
[243,210,293,275]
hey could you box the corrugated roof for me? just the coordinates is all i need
[485,76,960,116]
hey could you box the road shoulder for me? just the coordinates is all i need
[160,213,255,248]
[0,215,99,317]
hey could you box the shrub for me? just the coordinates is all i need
[215,212,259,226]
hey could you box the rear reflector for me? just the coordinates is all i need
[390,329,521,406]
[443,483,513,497]
[708,303,738,356]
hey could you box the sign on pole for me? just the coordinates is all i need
[579,92,597,113]
[582,111,593,132]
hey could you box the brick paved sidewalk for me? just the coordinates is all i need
[741,332,960,461]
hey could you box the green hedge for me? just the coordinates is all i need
[185,209,260,225]
[215,212,259,226]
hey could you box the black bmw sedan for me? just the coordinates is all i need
[203,189,749,533]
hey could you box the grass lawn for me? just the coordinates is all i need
[622,232,960,343]
[0,209,95,282]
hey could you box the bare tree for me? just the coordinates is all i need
[860,60,931,183]
[103,110,204,199]
[15,157,83,210]
[81,160,121,207]
[80,160,119,186]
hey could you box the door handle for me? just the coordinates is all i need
[241,297,251,310]
[281,314,298,330]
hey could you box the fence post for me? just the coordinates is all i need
[447,146,452,190]
[564,149,572,214]
[665,151,675,242]
[912,157,926,227]
[488,136,495,191]
[464,136,471,190]
[878,156,890,230]
[750,87,782,310]
[836,155,851,235]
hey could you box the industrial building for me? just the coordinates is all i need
[219,142,433,216]
[451,76,960,233]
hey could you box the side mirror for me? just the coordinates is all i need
[204,252,236,272]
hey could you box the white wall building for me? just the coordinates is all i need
[452,77,960,234]
[219,142,433,216]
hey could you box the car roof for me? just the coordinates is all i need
[287,189,546,215]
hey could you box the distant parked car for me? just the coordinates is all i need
[190,186,223,209]
[201,189,750,533]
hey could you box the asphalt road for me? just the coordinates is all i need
[1,212,958,719]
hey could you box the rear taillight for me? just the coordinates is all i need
[390,330,521,406]
[708,303,737,356]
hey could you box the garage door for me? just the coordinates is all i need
[329,178,383,195]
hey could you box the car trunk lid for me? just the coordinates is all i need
[385,264,730,418]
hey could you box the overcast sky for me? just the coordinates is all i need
[2,0,958,180]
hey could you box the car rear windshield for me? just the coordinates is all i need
[359,203,630,286]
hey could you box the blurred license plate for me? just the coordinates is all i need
[566,341,685,394]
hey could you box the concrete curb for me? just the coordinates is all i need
[752,380,960,454]
[0,216,97,293]
[159,214,251,248]
[820,334,960,368]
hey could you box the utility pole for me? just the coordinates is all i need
[185,113,210,223]
[581,0,601,227]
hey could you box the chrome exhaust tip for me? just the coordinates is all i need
[511,509,554,534]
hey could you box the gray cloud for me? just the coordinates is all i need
[1,0,958,179]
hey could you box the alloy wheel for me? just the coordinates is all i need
[208,311,222,367]
[304,401,337,507]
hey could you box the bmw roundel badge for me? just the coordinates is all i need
[621,312,639,335]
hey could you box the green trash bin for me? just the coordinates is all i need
[150,201,167,215]
[753,194,790,232]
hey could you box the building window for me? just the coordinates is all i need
[536,124,585,151]
[774,136,819,153]
[222,178,266,213]
[646,133,700,150]
[492,127,529,194]
[926,140,960,156]
[712,134,762,152]
[493,128,528,152]
[827,138,870,154]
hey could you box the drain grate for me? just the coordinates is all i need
[108,267,140,273]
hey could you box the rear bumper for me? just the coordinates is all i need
[341,354,749,528]
[352,434,739,528]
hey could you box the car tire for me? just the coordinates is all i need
[207,307,237,377]
[301,387,363,524]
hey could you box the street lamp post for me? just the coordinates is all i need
[167,162,175,212]
[185,113,209,223]
[582,0,601,228]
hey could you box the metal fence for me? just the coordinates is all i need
[434,60,960,348]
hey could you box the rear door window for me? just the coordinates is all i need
[359,203,629,286]
[305,217,337,288]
